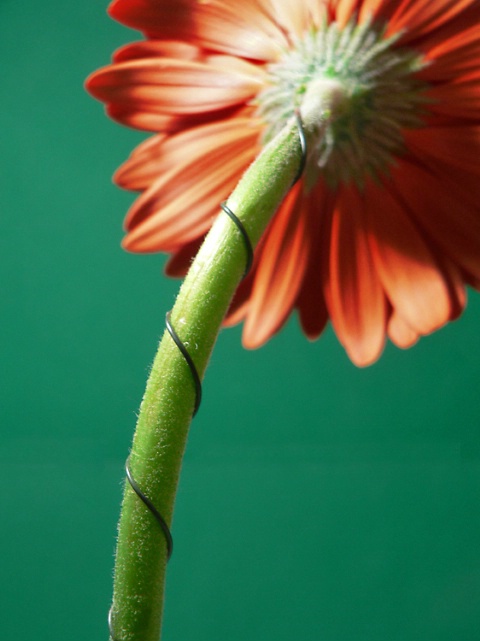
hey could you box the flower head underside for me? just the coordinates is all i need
[87,0,480,365]
[258,16,428,187]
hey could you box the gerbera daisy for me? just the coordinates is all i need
[87,0,480,366]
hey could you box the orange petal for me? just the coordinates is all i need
[113,40,203,63]
[407,2,480,52]
[387,313,419,349]
[385,0,476,43]
[426,71,480,121]
[327,185,387,367]
[261,0,317,36]
[224,272,255,328]
[388,160,480,282]
[364,180,456,336]
[123,117,260,230]
[105,105,177,132]
[403,126,480,177]
[107,104,244,134]
[296,181,334,341]
[165,237,203,277]
[429,253,467,323]
[114,133,166,191]
[224,234,270,328]
[242,183,311,348]
[109,0,286,61]
[123,134,258,252]
[87,56,265,117]
[358,0,400,25]
[115,115,260,191]
[333,0,362,28]
[421,24,480,81]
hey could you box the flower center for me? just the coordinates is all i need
[257,16,428,188]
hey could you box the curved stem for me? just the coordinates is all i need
[109,81,344,641]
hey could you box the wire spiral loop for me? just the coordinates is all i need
[165,311,202,416]
[108,111,308,641]
[125,457,174,559]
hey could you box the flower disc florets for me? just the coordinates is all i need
[258,16,428,187]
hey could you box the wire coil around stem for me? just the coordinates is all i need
[219,202,254,277]
[108,110,308,641]
[125,457,174,559]
[165,311,202,416]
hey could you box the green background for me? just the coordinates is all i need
[1,2,479,640]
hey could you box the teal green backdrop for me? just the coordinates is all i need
[1,2,479,640]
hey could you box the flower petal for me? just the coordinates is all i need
[114,134,166,191]
[109,0,286,61]
[388,160,480,283]
[296,181,334,341]
[242,183,312,348]
[387,312,419,349]
[364,179,458,336]
[165,237,203,277]
[333,0,363,28]
[224,279,253,327]
[406,1,480,52]
[421,24,480,81]
[426,71,480,121]
[327,185,387,366]
[87,56,265,123]
[89,0,480,366]
[403,126,480,177]
[261,0,323,36]
[122,124,259,252]
[113,40,203,63]
[358,0,400,25]
[385,0,476,43]
[115,113,259,191]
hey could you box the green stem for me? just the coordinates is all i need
[109,80,344,641]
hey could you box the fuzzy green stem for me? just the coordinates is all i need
[109,80,344,641]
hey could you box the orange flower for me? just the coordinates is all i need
[87,0,480,366]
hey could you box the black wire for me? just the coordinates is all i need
[125,457,174,559]
[165,311,202,417]
[220,201,254,277]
